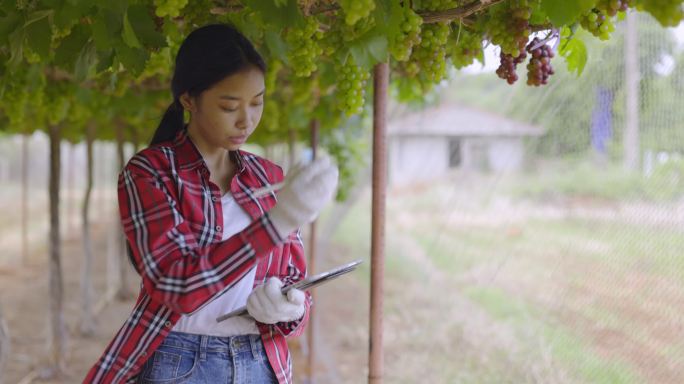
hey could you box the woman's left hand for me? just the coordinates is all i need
[246,277,305,324]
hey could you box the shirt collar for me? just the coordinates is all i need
[173,125,246,173]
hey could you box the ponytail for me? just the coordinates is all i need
[149,99,185,146]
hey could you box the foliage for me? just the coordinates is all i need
[0,0,682,199]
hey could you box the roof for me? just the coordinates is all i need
[388,103,544,138]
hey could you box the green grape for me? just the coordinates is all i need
[409,22,450,83]
[335,57,370,117]
[485,0,532,57]
[389,6,423,62]
[339,0,375,26]
[0,78,29,126]
[579,8,615,40]
[153,0,189,18]
[139,48,173,80]
[336,15,376,43]
[285,18,323,77]
[320,29,343,56]
[449,28,483,69]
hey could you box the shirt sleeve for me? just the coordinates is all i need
[118,159,285,315]
[272,228,312,337]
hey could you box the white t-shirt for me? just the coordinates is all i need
[172,191,259,336]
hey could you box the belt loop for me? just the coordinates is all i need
[199,334,208,361]
[250,335,259,360]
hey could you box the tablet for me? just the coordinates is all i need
[216,259,363,323]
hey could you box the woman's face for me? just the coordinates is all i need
[185,66,265,150]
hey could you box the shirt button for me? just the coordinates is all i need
[211,196,219,202]
[215,225,222,232]
[164,321,172,328]
[142,351,147,357]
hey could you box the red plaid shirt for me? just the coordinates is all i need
[84,127,310,383]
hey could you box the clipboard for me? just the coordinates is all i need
[216,259,363,323]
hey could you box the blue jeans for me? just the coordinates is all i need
[136,331,278,383]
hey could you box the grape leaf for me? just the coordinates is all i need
[24,10,52,27]
[244,0,304,30]
[115,39,148,76]
[25,16,51,60]
[122,8,142,48]
[96,48,115,72]
[54,24,89,72]
[127,4,165,49]
[75,40,97,81]
[541,0,594,26]
[264,29,286,59]
[559,36,587,76]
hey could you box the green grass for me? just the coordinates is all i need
[464,286,640,384]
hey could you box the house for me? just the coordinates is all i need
[388,103,543,187]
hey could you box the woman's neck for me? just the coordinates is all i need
[187,123,236,193]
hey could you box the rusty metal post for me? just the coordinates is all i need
[307,119,320,382]
[369,62,388,384]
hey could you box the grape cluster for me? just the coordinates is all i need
[339,0,375,26]
[580,0,634,40]
[153,0,189,18]
[409,22,450,82]
[336,57,370,116]
[285,18,323,77]
[389,7,423,62]
[449,29,483,69]
[525,38,555,86]
[487,0,531,57]
[496,51,527,85]
[0,79,29,126]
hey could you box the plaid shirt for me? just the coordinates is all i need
[84,128,310,384]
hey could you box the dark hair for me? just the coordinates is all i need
[149,23,267,146]
[127,24,266,274]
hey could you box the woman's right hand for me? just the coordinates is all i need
[268,155,339,238]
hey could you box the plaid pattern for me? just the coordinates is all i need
[84,128,310,384]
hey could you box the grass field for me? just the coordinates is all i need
[322,165,684,383]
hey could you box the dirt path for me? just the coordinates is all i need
[1,215,139,384]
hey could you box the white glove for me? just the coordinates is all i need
[269,154,339,238]
[246,277,305,324]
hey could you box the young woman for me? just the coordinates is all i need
[84,24,338,384]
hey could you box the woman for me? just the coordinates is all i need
[84,24,338,384]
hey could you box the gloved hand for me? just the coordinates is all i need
[268,154,339,238]
[246,277,305,324]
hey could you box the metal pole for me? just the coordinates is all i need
[307,119,319,383]
[369,62,388,384]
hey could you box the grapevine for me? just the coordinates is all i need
[389,6,423,62]
[525,38,555,86]
[486,0,532,57]
[336,57,370,117]
[409,22,450,83]
[285,18,323,77]
[449,28,484,69]
[339,0,375,26]
[153,0,189,18]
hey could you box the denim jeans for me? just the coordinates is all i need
[136,331,278,383]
